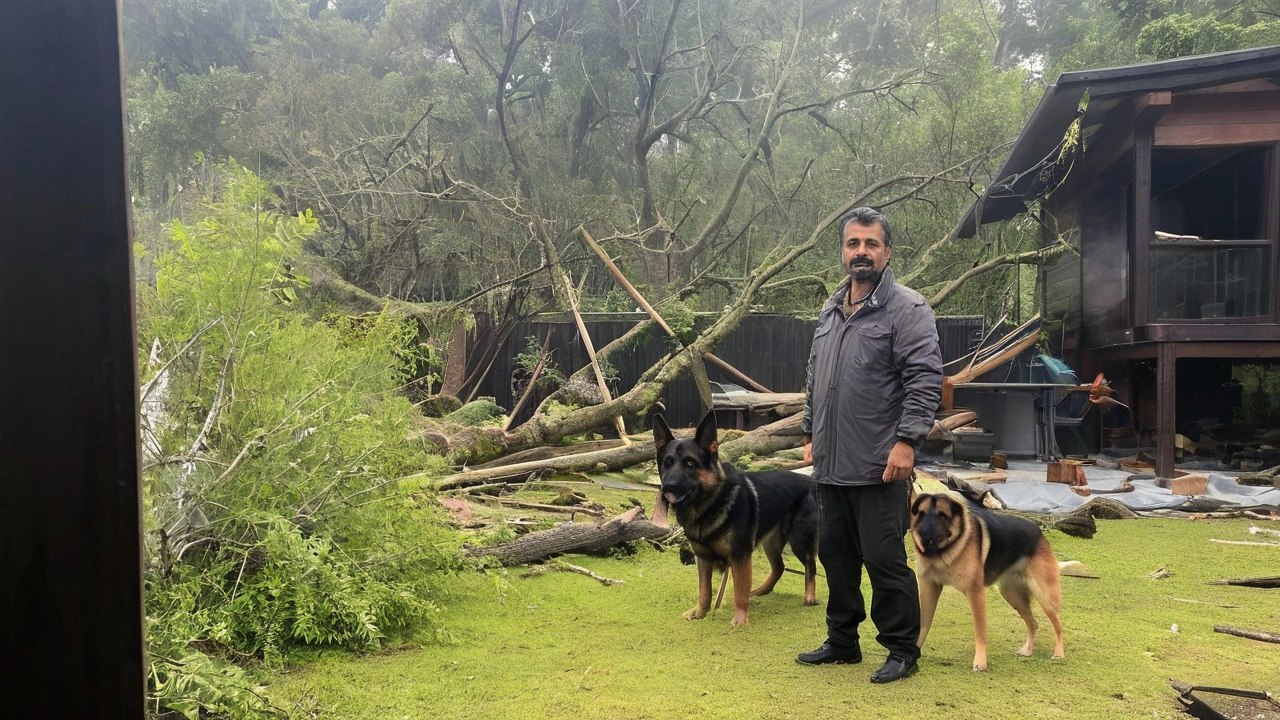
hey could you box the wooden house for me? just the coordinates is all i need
[957,46,1280,477]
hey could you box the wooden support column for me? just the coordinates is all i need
[1133,125,1154,326]
[1155,342,1177,478]
[0,1,145,715]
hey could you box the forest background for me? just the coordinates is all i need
[120,0,1280,716]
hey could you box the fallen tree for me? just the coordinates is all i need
[465,507,672,565]
[432,411,808,489]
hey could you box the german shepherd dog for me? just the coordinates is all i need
[910,492,1066,670]
[652,412,819,627]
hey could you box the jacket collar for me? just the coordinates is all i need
[823,265,899,317]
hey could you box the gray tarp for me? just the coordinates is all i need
[934,460,1280,514]
[1202,473,1280,507]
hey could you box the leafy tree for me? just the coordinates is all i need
[139,166,458,717]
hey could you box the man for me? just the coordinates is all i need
[796,206,943,684]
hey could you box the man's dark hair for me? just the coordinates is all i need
[837,206,891,247]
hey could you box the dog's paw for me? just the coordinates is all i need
[1015,644,1034,657]
[730,611,749,627]
[803,595,820,606]
[972,659,988,671]
[683,607,707,621]
[1051,652,1064,660]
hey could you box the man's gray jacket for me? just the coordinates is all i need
[801,266,943,486]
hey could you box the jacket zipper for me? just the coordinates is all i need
[825,308,854,479]
[823,294,882,482]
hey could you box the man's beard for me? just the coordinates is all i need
[848,261,878,283]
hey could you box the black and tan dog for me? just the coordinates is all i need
[910,491,1066,670]
[652,412,819,627]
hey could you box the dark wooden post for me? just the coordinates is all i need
[0,1,145,717]
[1155,342,1177,478]
[1132,125,1154,327]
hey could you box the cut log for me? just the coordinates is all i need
[1208,575,1280,588]
[1047,460,1087,486]
[1213,625,1280,644]
[1159,474,1209,496]
[465,506,673,564]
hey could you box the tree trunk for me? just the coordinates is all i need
[437,441,657,489]
[465,507,672,564]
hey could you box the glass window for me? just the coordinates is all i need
[1151,243,1270,319]
[1149,146,1272,320]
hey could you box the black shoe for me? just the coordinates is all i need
[869,654,918,683]
[796,641,862,665]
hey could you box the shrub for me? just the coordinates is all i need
[138,164,459,718]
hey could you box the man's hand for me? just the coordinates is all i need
[803,441,813,464]
[882,441,915,482]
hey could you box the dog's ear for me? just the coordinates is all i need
[695,411,719,455]
[652,413,674,449]
[909,492,931,517]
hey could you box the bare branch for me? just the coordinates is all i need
[926,244,1069,308]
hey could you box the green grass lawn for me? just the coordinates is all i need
[266,517,1280,719]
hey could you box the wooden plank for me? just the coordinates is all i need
[558,270,630,443]
[1135,91,1173,125]
[1159,111,1280,126]
[1155,122,1280,146]
[1167,89,1280,113]
[1155,342,1177,478]
[1088,339,1280,361]
[1085,92,1167,174]
[0,1,146,715]
[1139,324,1280,343]
[703,353,771,393]
[1180,79,1280,95]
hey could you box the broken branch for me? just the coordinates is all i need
[1213,625,1280,645]
[1208,575,1280,588]
[465,506,672,565]
[557,561,625,586]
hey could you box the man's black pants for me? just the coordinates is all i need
[817,480,920,659]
